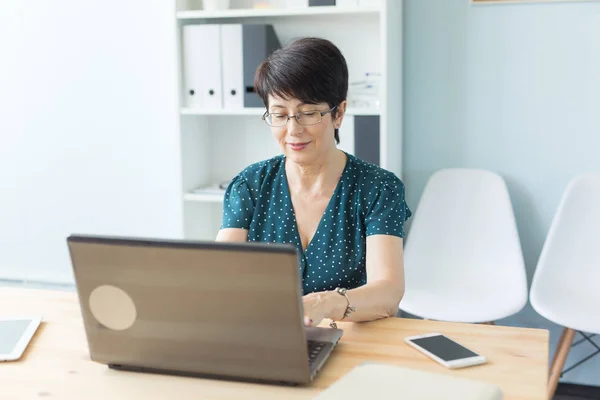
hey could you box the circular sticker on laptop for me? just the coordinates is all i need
[89,285,137,331]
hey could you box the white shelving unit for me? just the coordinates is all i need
[174,0,403,240]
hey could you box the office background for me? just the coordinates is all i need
[1,0,599,387]
[403,0,600,386]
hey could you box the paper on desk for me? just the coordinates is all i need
[313,363,503,400]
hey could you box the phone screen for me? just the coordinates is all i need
[0,320,32,354]
[410,335,479,361]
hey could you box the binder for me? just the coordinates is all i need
[354,115,380,165]
[220,24,244,108]
[220,24,281,109]
[182,24,223,109]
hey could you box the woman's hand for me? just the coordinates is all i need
[302,292,330,327]
[302,291,347,327]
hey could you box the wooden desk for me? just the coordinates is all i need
[2,288,548,400]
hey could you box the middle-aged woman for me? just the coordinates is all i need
[216,37,412,328]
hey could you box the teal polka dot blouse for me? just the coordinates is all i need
[221,152,412,295]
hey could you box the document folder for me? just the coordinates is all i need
[182,24,223,109]
[221,24,281,109]
[183,24,280,110]
[220,24,244,108]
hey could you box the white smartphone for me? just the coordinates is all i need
[0,315,43,361]
[404,332,487,369]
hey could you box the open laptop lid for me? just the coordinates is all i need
[67,234,312,384]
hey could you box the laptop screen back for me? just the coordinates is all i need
[67,236,312,383]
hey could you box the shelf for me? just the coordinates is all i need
[176,1,403,240]
[180,107,380,116]
[183,191,224,203]
[176,6,380,20]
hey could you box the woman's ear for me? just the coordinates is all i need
[335,100,347,128]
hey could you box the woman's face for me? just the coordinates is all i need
[266,95,345,165]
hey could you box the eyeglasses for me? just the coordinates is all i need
[262,106,337,127]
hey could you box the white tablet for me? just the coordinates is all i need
[0,315,42,361]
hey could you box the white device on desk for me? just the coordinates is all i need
[0,315,42,361]
[404,332,487,369]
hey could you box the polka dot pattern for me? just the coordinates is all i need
[221,152,412,295]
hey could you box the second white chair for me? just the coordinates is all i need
[529,173,600,400]
[399,168,528,323]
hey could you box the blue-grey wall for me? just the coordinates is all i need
[403,0,600,386]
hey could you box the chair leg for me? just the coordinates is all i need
[547,328,576,400]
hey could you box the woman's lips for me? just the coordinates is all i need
[289,142,309,151]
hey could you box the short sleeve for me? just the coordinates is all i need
[220,175,255,230]
[365,181,412,238]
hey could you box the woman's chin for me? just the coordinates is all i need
[285,150,315,164]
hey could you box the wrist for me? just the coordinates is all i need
[324,289,349,320]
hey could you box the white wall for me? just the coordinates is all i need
[403,0,600,386]
[0,0,183,283]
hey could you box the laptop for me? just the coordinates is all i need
[66,234,343,385]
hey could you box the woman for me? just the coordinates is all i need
[216,37,411,328]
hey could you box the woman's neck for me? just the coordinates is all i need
[286,149,346,196]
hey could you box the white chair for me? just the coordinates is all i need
[529,173,600,400]
[399,168,527,323]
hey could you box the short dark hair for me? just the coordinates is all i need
[254,37,348,144]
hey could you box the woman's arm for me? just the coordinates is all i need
[303,234,405,326]
[215,228,249,242]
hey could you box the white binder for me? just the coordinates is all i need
[220,24,244,109]
[182,24,223,109]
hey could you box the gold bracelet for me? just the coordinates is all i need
[329,287,356,329]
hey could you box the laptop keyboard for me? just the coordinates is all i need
[307,340,328,365]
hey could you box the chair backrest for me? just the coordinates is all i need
[404,169,526,295]
[530,174,600,321]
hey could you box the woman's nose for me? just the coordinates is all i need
[286,117,304,135]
